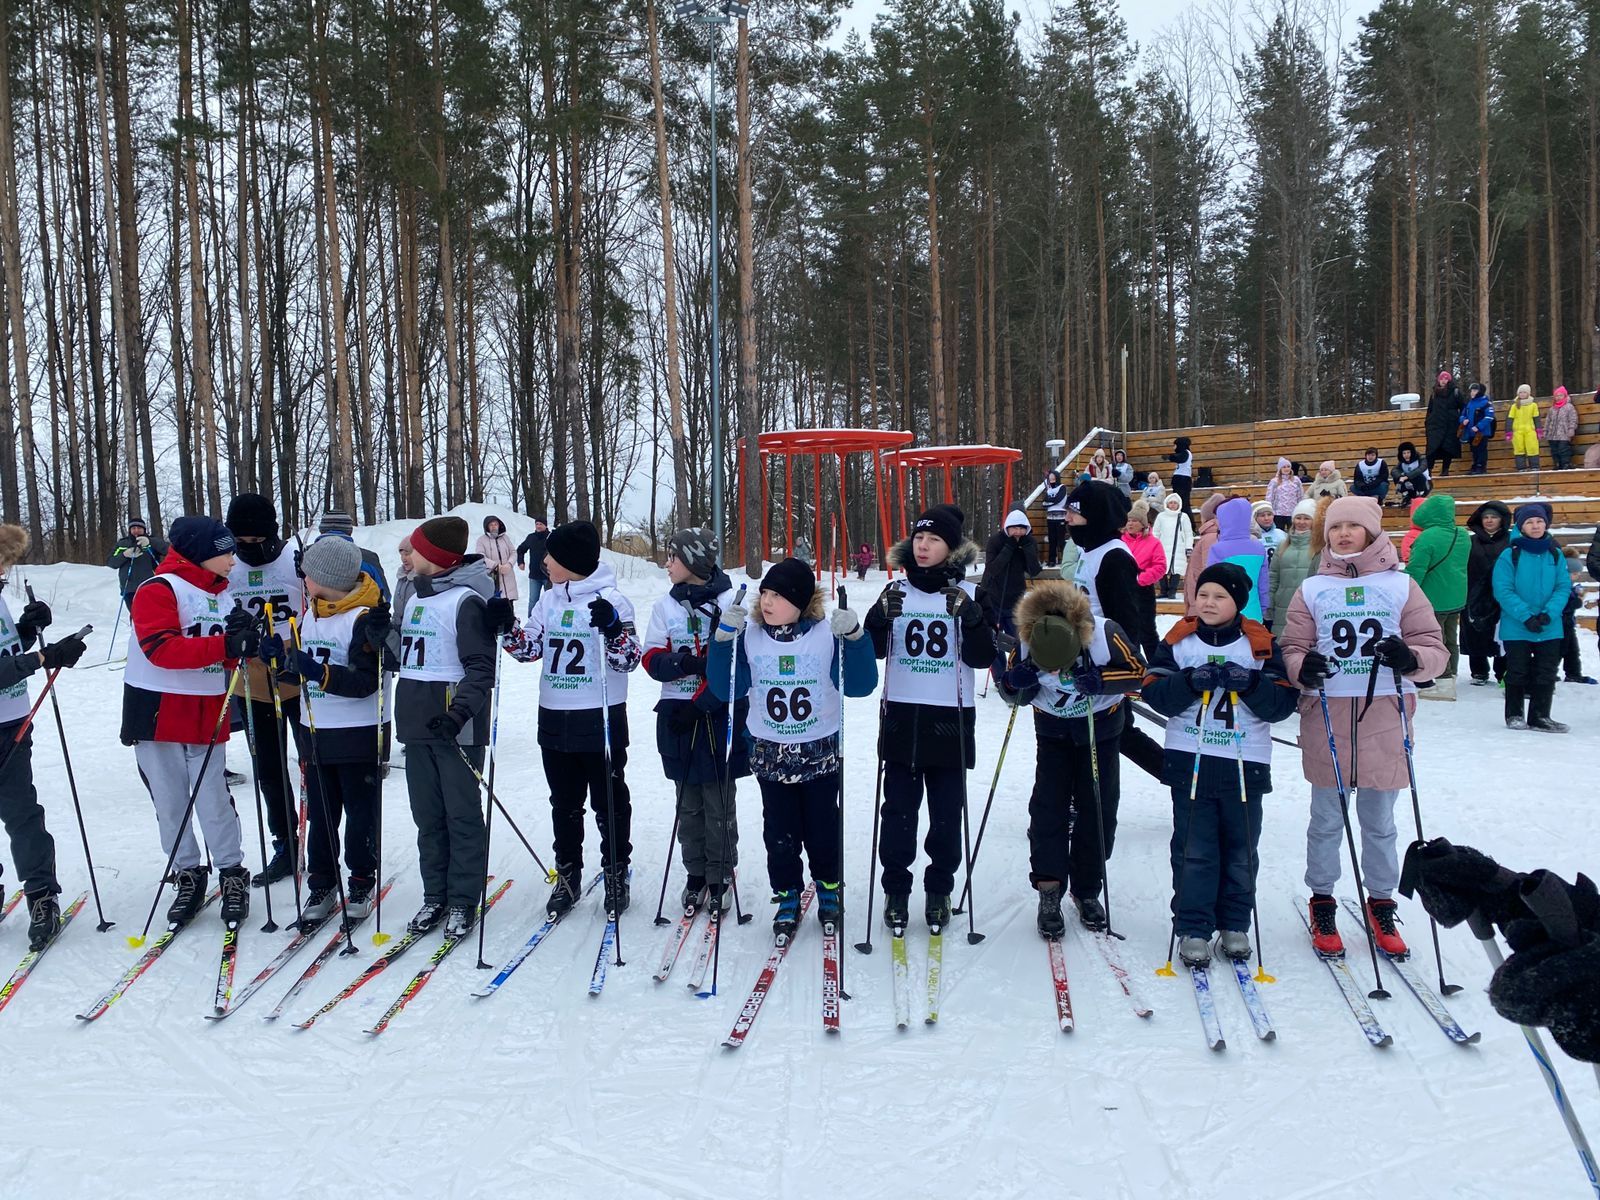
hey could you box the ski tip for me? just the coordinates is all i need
[1210,1039,1227,1052]
[1260,1029,1278,1042]
[1375,1034,1395,1048]
[924,1015,938,1026]
[1462,1030,1483,1045]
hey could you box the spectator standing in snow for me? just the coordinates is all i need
[1508,385,1541,471]
[1265,459,1302,531]
[475,515,518,601]
[516,518,550,616]
[981,510,1042,635]
[1403,492,1470,701]
[1153,493,1194,600]
[1546,387,1578,469]
[107,517,166,608]
[1458,384,1495,475]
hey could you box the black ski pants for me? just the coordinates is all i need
[542,745,632,875]
[304,759,379,891]
[1027,732,1120,902]
[0,729,56,896]
[759,772,841,892]
[878,761,964,897]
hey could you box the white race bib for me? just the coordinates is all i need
[884,582,974,708]
[1073,540,1132,619]
[1028,619,1122,720]
[1162,634,1273,764]
[228,546,305,629]
[646,589,731,701]
[123,575,232,696]
[1299,573,1415,698]
[297,606,379,730]
[397,589,470,683]
[743,621,840,744]
[0,596,30,723]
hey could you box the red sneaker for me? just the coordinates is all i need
[1308,896,1343,955]
[1365,897,1408,957]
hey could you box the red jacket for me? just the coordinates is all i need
[119,549,237,746]
[1121,530,1167,588]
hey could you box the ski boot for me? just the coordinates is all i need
[1217,930,1252,960]
[300,885,340,925]
[1075,893,1108,933]
[706,879,732,918]
[680,874,708,914]
[546,869,581,920]
[224,768,247,788]
[25,891,60,952]
[252,840,296,887]
[815,880,843,929]
[925,892,952,933]
[166,866,210,926]
[442,905,475,939]
[882,892,910,934]
[407,900,446,935]
[1036,882,1065,940]
[603,867,631,917]
[1365,897,1408,957]
[344,876,377,921]
[1178,936,1211,968]
[218,865,251,925]
[1308,895,1342,955]
[772,888,801,941]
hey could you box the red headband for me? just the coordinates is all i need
[411,525,465,570]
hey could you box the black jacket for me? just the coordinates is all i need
[1066,481,1142,637]
[865,537,995,769]
[1587,522,1600,584]
[1141,614,1298,793]
[107,536,166,595]
[980,529,1041,617]
[1466,501,1513,630]
[1425,385,1464,456]
[517,531,550,581]
[387,558,496,746]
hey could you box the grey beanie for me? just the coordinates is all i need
[668,527,719,579]
[301,535,364,593]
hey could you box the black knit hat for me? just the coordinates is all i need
[225,492,278,539]
[547,520,601,577]
[760,557,814,614]
[1196,562,1252,615]
[911,504,965,551]
[1065,481,1131,549]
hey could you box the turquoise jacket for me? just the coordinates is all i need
[1491,537,1568,642]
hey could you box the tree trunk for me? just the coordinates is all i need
[316,1,355,513]
[737,19,761,571]
[1477,9,1493,389]
[0,0,42,544]
[921,107,947,444]
[646,0,688,526]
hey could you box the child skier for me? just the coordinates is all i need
[1141,563,1298,965]
[1277,496,1447,956]
[641,528,746,914]
[121,516,258,928]
[263,536,385,923]
[388,516,496,938]
[863,505,995,932]
[706,558,876,938]
[0,527,89,948]
[499,520,641,918]
[994,580,1144,937]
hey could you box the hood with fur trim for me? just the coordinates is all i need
[1012,580,1094,649]
[887,536,979,581]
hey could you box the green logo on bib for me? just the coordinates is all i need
[249,570,264,586]
[206,597,219,614]
[779,655,796,676]
[409,605,425,625]
[1345,586,1365,605]
[561,609,575,629]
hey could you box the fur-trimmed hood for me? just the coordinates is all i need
[1013,580,1093,647]
[887,536,979,574]
[751,582,827,626]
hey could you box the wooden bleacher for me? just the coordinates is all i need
[1026,397,1600,627]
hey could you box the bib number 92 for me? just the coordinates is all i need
[765,686,812,723]
[1329,617,1383,661]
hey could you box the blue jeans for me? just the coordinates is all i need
[526,575,546,617]
[1170,779,1263,937]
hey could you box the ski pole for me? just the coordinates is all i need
[105,592,124,665]
[450,741,552,878]
[286,617,357,955]
[475,614,505,969]
[953,619,983,946]
[709,584,749,998]
[1229,691,1272,983]
[262,603,305,926]
[653,789,686,925]
[238,654,279,933]
[1318,687,1390,1000]
[954,701,1016,916]
[1466,907,1599,1197]
[1158,690,1209,977]
[854,592,894,955]
[373,665,389,945]
[1392,666,1459,995]
[128,664,243,947]
[597,616,624,969]
[835,587,850,997]
[18,587,110,931]
[1082,698,1117,941]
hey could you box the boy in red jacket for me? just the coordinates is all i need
[121,516,260,927]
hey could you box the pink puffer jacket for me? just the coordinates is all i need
[1121,530,1166,587]
[1277,534,1448,789]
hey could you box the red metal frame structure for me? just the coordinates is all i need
[738,428,914,575]
[890,444,1022,541]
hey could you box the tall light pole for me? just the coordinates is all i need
[674,0,747,556]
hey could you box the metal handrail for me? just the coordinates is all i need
[1022,426,1116,508]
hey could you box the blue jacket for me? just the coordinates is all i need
[1459,393,1494,441]
[1205,498,1270,622]
[707,618,879,704]
[1491,537,1568,642]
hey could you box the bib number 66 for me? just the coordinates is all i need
[765,686,812,723]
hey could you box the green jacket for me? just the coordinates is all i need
[1269,530,1315,629]
[1403,492,1469,614]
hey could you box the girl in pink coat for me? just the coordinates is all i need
[1121,501,1165,658]
[1277,495,1447,960]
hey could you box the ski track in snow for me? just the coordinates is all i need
[3,506,1598,1197]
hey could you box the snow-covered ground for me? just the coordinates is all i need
[3,506,1598,1198]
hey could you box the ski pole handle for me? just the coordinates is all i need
[717,584,748,637]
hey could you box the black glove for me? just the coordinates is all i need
[943,586,982,629]
[288,649,325,687]
[364,602,392,648]
[1492,933,1600,1063]
[1184,662,1224,695]
[1071,662,1105,696]
[667,701,701,735]
[40,636,86,671]
[673,649,707,679]
[257,632,285,666]
[1000,663,1040,694]
[876,585,904,623]
[1526,612,1552,633]
[224,608,260,659]
[426,710,466,739]
[1219,662,1256,696]
[485,597,517,636]
[588,597,622,637]
[17,600,51,641]
[1402,837,1530,931]
[1297,650,1332,689]
[1371,634,1418,673]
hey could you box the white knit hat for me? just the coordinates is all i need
[1293,497,1318,519]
